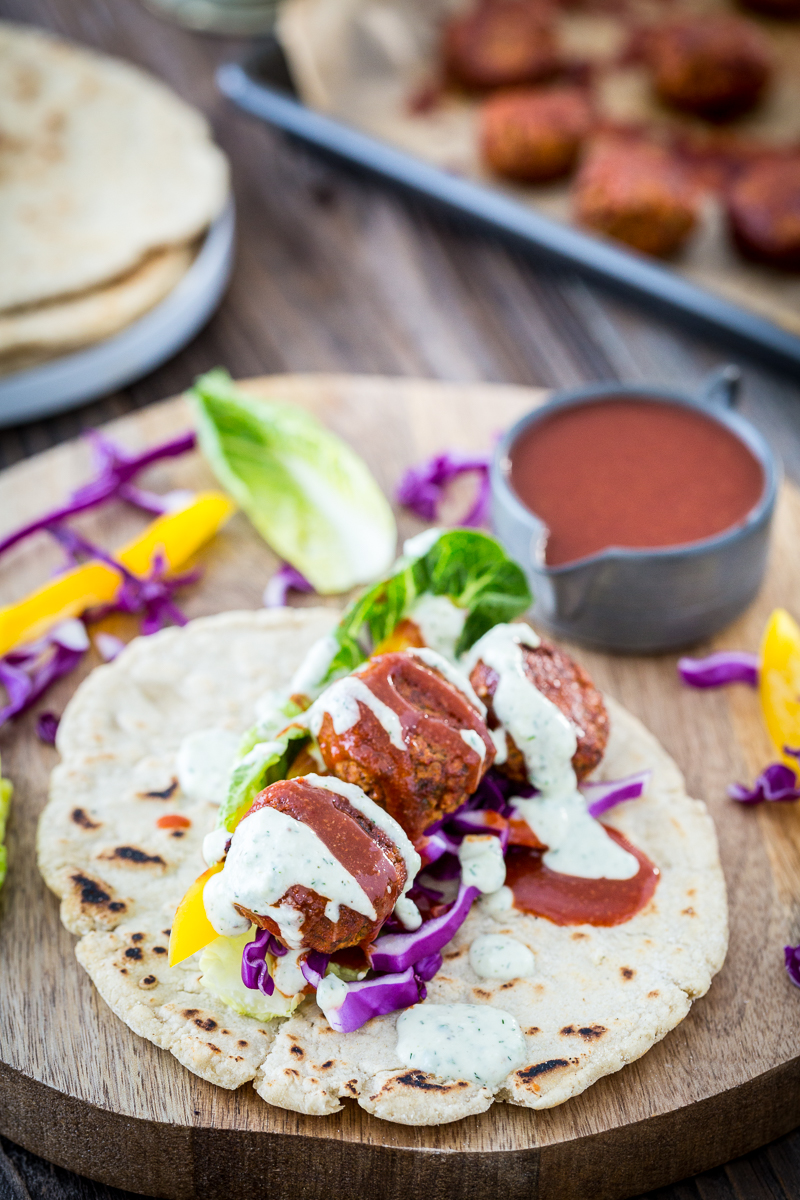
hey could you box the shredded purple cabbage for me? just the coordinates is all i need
[785,944,800,988]
[241,928,276,996]
[412,952,443,983]
[396,450,491,527]
[582,771,651,818]
[35,711,60,745]
[677,651,759,689]
[728,762,800,804]
[320,967,424,1034]
[51,526,200,636]
[300,951,330,989]
[0,429,196,560]
[0,620,89,731]
[449,808,510,849]
[369,880,479,974]
[263,563,315,608]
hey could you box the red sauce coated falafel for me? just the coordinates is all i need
[647,15,772,121]
[727,157,800,268]
[237,777,409,954]
[481,86,593,182]
[443,0,561,91]
[572,140,699,257]
[315,652,495,841]
[470,638,609,783]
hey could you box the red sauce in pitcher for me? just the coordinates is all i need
[508,399,764,567]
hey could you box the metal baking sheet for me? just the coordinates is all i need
[218,40,800,373]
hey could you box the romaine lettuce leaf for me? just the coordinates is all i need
[0,756,11,892]
[189,370,397,594]
[321,528,532,684]
[217,725,309,833]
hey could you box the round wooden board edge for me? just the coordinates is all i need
[3,1056,800,1200]
[1,372,797,1200]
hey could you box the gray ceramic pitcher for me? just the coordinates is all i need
[490,367,779,653]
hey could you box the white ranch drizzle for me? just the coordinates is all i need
[316,972,348,1021]
[462,623,638,882]
[490,727,508,764]
[394,895,423,930]
[407,595,467,662]
[406,646,485,714]
[460,728,486,761]
[202,805,377,945]
[288,634,339,700]
[395,1003,527,1088]
[469,933,535,981]
[304,675,405,750]
[303,773,421,893]
[273,947,307,997]
[176,728,239,804]
[479,886,519,921]
[202,828,230,868]
[458,834,506,894]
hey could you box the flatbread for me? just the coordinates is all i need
[0,243,195,376]
[37,608,727,1125]
[0,22,228,312]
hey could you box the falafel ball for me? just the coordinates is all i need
[647,15,772,120]
[470,638,609,782]
[572,140,699,257]
[727,157,800,268]
[481,86,593,182]
[235,777,411,954]
[313,651,495,840]
[443,0,560,90]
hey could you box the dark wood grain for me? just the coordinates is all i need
[0,2,799,1198]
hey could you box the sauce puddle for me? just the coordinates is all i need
[509,399,764,567]
[505,827,659,926]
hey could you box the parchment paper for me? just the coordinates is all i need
[278,0,800,336]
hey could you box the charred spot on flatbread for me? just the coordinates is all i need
[138,779,178,800]
[98,845,166,868]
[71,807,100,830]
[372,1070,471,1097]
[138,975,158,989]
[60,871,129,933]
[516,1059,572,1085]
[125,947,143,960]
[560,1025,607,1040]
[620,966,636,980]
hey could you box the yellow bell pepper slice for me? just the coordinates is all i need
[0,491,235,657]
[169,861,224,967]
[759,608,800,768]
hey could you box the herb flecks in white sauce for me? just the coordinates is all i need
[458,834,506,894]
[396,1003,527,1087]
[469,933,535,980]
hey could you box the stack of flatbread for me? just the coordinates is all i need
[0,23,230,376]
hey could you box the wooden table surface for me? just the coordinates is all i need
[1,1,800,1198]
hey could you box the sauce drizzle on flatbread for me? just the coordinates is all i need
[505,827,659,926]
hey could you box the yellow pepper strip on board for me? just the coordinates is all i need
[0,491,236,658]
[169,862,224,966]
[759,608,800,769]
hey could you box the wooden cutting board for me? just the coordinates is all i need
[1,374,799,1200]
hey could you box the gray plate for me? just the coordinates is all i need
[0,199,235,428]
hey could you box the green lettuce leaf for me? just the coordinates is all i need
[217,725,310,833]
[0,757,11,892]
[189,370,397,594]
[322,528,532,684]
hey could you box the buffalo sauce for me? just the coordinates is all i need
[508,399,764,567]
[505,827,659,926]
